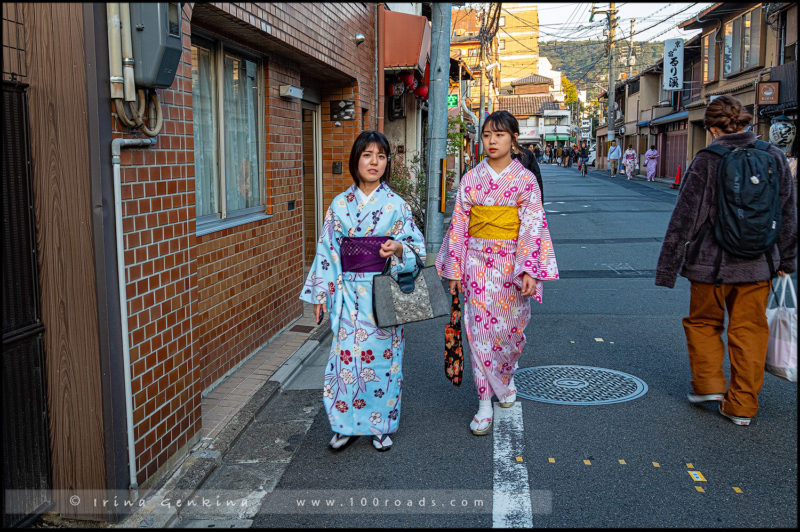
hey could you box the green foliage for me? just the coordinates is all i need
[388,150,426,232]
[540,40,664,102]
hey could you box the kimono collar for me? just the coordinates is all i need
[478,157,523,179]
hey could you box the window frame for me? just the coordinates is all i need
[722,7,763,78]
[702,30,717,84]
[499,16,505,27]
[499,39,505,50]
[191,31,268,236]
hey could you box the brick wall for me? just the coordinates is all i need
[115,2,378,484]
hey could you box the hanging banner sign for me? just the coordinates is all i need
[447,94,459,108]
[663,39,684,91]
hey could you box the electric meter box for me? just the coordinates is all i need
[129,3,182,88]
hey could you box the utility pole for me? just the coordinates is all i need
[477,2,501,157]
[477,5,487,156]
[627,18,635,79]
[591,2,617,144]
[424,2,451,257]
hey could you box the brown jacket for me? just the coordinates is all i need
[655,131,797,288]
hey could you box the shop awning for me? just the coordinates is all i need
[649,110,688,126]
[637,120,650,126]
[383,11,431,74]
[544,134,573,141]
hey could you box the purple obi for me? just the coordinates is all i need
[339,236,390,273]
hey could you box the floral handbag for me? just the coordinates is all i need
[444,294,463,386]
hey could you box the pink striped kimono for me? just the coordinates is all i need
[436,158,559,400]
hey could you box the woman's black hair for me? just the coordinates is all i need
[348,130,392,186]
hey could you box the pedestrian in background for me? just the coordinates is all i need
[300,130,426,452]
[544,145,551,164]
[436,110,559,436]
[607,139,621,177]
[555,145,563,166]
[533,144,542,163]
[644,145,659,182]
[623,145,638,179]
[655,95,797,426]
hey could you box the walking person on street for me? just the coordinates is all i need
[300,130,427,451]
[578,142,589,177]
[623,145,638,179]
[644,145,659,182]
[436,110,559,436]
[555,146,563,167]
[607,140,621,177]
[655,95,797,426]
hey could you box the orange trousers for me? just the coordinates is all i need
[682,280,771,418]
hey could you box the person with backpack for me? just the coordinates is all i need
[655,95,797,426]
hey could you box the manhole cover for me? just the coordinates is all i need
[515,365,648,405]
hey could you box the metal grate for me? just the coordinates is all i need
[2,3,27,81]
[515,365,648,405]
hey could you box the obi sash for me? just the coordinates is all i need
[339,236,389,272]
[468,205,520,240]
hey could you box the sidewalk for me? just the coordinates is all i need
[116,302,331,528]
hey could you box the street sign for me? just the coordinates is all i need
[447,94,458,108]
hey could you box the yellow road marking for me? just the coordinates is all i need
[516,456,523,462]
[688,471,707,482]
[695,486,705,493]
[583,459,591,465]
[548,457,555,463]
[733,487,743,493]
[652,462,660,468]
[618,459,626,465]
[609,341,615,344]
[570,340,575,344]
[686,463,694,469]
[594,338,604,342]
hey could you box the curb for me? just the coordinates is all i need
[115,322,331,528]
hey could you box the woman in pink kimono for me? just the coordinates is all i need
[436,110,559,436]
[623,145,638,179]
[644,145,659,182]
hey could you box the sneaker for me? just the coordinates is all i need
[687,392,724,403]
[718,404,751,426]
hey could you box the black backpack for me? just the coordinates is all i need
[700,140,781,281]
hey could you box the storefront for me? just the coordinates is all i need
[649,110,688,180]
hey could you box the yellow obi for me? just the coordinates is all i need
[468,205,520,239]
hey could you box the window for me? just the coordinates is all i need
[723,8,762,77]
[468,48,479,57]
[499,16,505,27]
[628,79,639,95]
[191,34,264,230]
[779,7,797,64]
[702,31,716,82]
[499,39,505,50]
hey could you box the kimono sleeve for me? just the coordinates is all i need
[390,199,427,276]
[514,183,559,303]
[299,205,341,306]
[435,175,472,280]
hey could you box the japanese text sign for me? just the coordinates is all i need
[663,39,684,91]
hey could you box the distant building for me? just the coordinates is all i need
[497,3,540,88]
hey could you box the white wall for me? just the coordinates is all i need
[385,2,421,16]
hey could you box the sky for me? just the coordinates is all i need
[505,2,710,43]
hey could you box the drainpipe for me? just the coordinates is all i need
[112,137,156,493]
[106,3,124,101]
[377,3,385,133]
[119,3,136,104]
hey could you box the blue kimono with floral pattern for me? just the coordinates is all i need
[300,183,426,436]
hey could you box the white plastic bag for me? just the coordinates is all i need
[765,275,797,382]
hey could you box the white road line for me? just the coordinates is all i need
[492,402,533,528]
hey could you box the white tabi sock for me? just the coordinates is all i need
[470,399,493,430]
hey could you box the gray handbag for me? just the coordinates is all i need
[372,247,450,328]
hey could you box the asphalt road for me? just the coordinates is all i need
[201,164,798,528]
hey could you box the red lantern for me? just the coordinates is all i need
[414,84,428,100]
[423,62,430,86]
[399,71,415,89]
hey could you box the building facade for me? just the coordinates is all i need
[2,2,384,524]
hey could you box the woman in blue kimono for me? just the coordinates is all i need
[300,131,426,452]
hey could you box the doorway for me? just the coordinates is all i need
[301,102,322,274]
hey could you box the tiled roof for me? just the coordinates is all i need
[510,73,554,87]
[496,94,556,116]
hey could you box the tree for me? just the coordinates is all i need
[562,74,578,104]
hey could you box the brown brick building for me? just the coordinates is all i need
[2,2,387,524]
